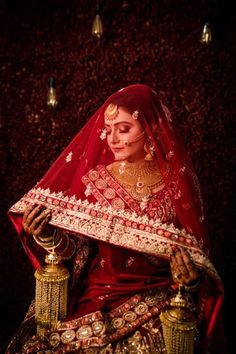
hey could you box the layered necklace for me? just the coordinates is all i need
[109,160,166,203]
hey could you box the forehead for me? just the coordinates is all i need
[104,106,139,127]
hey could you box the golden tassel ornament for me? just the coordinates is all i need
[34,250,70,338]
[160,285,197,354]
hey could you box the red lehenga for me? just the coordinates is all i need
[6,85,224,354]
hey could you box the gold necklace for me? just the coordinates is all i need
[108,160,165,202]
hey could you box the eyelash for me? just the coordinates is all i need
[106,127,130,135]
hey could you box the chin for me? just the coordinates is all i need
[114,157,125,161]
[114,155,127,161]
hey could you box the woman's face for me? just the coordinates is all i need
[105,107,146,162]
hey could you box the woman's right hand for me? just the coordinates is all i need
[22,204,52,240]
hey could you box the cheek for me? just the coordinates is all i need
[127,140,145,157]
[106,135,111,146]
[130,127,144,140]
[134,139,145,153]
[135,140,145,152]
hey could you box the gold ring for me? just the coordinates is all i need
[174,273,181,279]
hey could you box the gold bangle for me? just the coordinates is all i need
[56,233,69,255]
[184,278,201,292]
[37,236,53,243]
[43,230,62,250]
[55,233,76,260]
[33,228,61,249]
[33,235,54,248]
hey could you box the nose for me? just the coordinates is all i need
[110,128,119,144]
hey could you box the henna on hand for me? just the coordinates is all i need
[170,248,200,286]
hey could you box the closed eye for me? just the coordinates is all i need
[119,127,130,133]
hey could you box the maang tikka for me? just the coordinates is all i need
[104,104,119,121]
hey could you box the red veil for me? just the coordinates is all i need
[9,84,223,352]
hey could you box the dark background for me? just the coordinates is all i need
[0,0,235,353]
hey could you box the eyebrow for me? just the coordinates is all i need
[105,121,132,127]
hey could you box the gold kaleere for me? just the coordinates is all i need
[34,250,70,338]
[160,285,197,354]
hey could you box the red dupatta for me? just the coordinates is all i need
[9,84,223,351]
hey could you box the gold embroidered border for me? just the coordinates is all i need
[50,289,169,350]
[82,173,110,207]
[98,165,139,212]
[9,186,220,281]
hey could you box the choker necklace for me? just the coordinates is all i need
[109,160,166,202]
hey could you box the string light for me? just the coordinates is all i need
[92,5,103,39]
[47,77,58,107]
[200,22,212,45]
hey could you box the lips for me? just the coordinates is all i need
[112,147,124,152]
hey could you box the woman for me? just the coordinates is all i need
[6,84,224,353]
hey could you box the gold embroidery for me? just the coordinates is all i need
[49,332,60,347]
[145,295,159,306]
[49,289,169,351]
[82,172,110,207]
[111,317,125,329]
[88,170,99,181]
[134,302,149,315]
[76,325,93,340]
[123,311,137,322]
[100,164,175,220]
[61,329,76,343]
[103,188,116,199]
[92,321,106,335]
[111,197,125,210]
[9,187,221,281]
[95,179,107,190]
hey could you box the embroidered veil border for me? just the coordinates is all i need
[9,186,220,282]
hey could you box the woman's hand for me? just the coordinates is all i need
[170,248,200,286]
[22,204,53,240]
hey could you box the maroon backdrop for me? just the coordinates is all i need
[0,0,235,352]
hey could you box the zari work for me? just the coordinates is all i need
[9,166,219,282]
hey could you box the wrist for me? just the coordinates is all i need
[184,276,201,292]
[54,232,76,260]
[33,228,61,249]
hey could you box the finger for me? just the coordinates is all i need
[180,249,199,276]
[24,204,45,229]
[22,204,37,224]
[180,248,193,265]
[170,255,182,281]
[33,213,52,238]
[174,251,189,276]
[30,210,51,235]
[170,255,178,273]
[22,204,40,232]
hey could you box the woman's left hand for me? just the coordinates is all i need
[170,248,200,286]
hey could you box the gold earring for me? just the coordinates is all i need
[144,141,154,160]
